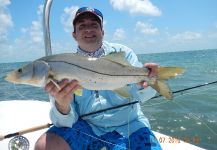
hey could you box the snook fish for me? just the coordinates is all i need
[5,52,185,100]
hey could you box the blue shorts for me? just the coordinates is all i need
[47,118,162,150]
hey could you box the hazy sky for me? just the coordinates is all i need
[1,0,217,62]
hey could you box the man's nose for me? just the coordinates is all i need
[84,24,94,31]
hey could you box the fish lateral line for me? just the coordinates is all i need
[45,60,146,77]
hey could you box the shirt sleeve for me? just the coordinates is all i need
[129,84,157,103]
[49,96,78,127]
[121,45,143,67]
[119,44,157,102]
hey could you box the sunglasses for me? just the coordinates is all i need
[75,7,103,20]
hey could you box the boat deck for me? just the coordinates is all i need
[0,100,205,150]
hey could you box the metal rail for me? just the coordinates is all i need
[42,0,217,119]
[43,0,53,56]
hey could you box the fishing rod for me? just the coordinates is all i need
[1,80,217,141]
[0,0,54,142]
[80,80,217,118]
[0,123,53,141]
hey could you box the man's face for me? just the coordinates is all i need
[73,13,104,49]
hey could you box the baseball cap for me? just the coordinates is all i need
[73,7,103,26]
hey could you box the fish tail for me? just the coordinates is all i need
[150,80,173,99]
[150,67,185,100]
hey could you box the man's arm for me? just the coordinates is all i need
[45,79,80,127]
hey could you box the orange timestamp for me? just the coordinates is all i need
[150,136,201,144]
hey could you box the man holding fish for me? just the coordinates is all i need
[6,7,184,150]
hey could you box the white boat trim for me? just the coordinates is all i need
[0,100,205,150]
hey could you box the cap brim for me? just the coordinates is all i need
[73,11,102,25]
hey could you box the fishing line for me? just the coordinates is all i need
[5,79,217,147]
[174,84,216,99]
[171,101,217,136]
[172,85,217,136]
[141,100,169,107]
[12,83,48,100]
[141,85,217,125]
[142,85,217,137]
[151,80,217,100]
[71,127,128,149]
[13,83,27,99]
[81,80,217,117]
[41,1,127,148]
[127,105,134,149]
[142,82,217,107]
[79,80,217,148]
[78,82,217,148]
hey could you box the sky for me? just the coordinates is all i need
[0,0,217,63]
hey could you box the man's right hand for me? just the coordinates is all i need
[45,79,80,114]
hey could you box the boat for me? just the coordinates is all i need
[0,0,206,149]
[0,100,205,150]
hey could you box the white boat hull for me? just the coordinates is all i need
[0,100,205,150]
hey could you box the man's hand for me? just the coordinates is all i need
[45,79,80,114]
[142,63,159,88]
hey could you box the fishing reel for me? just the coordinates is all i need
[8,135,29,150]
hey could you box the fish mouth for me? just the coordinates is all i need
[5,74,12,82]
[5,72,18,83]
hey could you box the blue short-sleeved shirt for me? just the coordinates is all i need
[49,41,156,137]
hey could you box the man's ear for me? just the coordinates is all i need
[102,29,104,36]
[72,32,77,40]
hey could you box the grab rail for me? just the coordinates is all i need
[43,0,53,56]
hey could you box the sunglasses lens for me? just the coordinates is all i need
[76,7,103,19]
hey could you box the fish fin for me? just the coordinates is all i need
[74,88,83,96]
[50,79,61,90]
[148,66,185,100]
[113,86,131,98]
[49,78,83,96]
[157,67,185,80]
[150,80,173,100]
[103,51,131,66]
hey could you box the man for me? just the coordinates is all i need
[35,7,162,150]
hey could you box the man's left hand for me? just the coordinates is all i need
[142,63,159,88]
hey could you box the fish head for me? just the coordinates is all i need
[5,61,50,87]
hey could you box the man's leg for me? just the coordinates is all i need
[35,132,71,150]
[100,131,127,150]
[129,127,162,150]
[35,118,103,150]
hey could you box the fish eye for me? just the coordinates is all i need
[17,68,22,73]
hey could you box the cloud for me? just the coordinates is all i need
[21,5,43,43]
[135,21,159,35]
[207,32,217,38]
[6,5,44,45]
[37,4,44,15]
[112,28,126,41]
[29,21,43,43]
[0,0,13,41]
[61,6,79,33]
[0,4,45,63]
[170,32,202,42]
[0,0,10,8]
[109,0,161,16]
[21,27,28,33]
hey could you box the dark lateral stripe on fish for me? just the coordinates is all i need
[46,60,146,77]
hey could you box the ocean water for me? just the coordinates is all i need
[0,49,217,149]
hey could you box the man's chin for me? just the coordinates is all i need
[84,38,97,43]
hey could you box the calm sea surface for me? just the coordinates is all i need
[0,49,217,149]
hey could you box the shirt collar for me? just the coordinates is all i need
[77,44,105,58]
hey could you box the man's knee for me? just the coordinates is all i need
[34,133,71,150]
[34,133,48,150]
